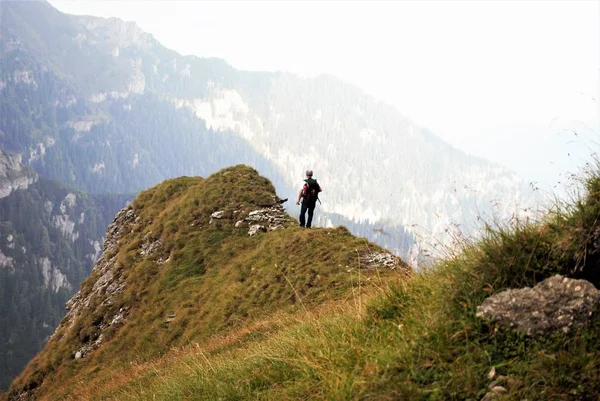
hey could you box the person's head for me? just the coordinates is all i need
[305,170,313,178]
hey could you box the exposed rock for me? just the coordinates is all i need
[156,256,170,265]
[52,206,137,361]
[476,275,600,336]
[246,210,269,222]
[88,240,103,263]
[0,249,14,269]
[66,120,98,133]
[12,70,37,87]
[92,162,105,174]
[240,203,295,235]
[0,151,38,198]
[211,210,225,219]
[139,232,162,257]
[79,16,155,51]
[29,142,46,163]
[44,200,54,214]
[73,343,95,360]
[110,309,126,326]
[248,224,267,236]
[52,214,79,242]
[49,193,80,242]
[360,251,411,273]
[39,257,71,292]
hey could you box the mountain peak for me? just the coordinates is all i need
[7,166,410,400]
[76,14,156,51]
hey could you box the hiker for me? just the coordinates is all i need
[296,170,322,228]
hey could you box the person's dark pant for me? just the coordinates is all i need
[299,203,316,228]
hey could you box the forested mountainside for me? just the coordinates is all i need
[0,151,128,389]
[0,1,536,247]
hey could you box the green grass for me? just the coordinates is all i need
[6,162,600,401]
[6,165,409,400]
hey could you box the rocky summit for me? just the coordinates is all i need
[7,165,410,400]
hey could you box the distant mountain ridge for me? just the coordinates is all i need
[1,1,536,253]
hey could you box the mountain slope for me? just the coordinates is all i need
[6,165,410,400]
[0,1,535,252]
[6,163,600,401]
[0,151,129,390]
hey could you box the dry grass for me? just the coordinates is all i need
[6,163,599,401]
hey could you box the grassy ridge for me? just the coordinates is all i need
[61,162,600,400]
[6,165,409,400]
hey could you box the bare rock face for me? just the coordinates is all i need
[0,151,38,198]
[248,224,267,236]
[53,206,138,357]
[476,275,600,336]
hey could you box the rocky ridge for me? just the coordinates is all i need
[7,167,412,400]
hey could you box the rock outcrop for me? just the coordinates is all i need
[360,251,409,273]
[0,151,37,198]
[210,196,295,235]
[476,275,600,336]
[52,206,137,357]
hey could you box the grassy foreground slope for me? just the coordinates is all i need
[5,165,410,400]
[46,161,600,401]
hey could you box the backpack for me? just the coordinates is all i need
[303,178,321,203]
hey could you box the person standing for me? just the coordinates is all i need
[296,170,322,228]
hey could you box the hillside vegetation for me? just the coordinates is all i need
[6,162,599,400]
[82,162,598,401]
[5,165,409,400]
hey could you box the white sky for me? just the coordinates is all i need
[49,0,600,192]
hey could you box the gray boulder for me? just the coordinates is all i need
[476,275,600,336]
[248,224,267,236]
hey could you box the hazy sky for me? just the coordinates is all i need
[49,0,599,192]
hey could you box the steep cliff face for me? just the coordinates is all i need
[7,165,410,400]
[49,207,137,362]
[0,152,37,199]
